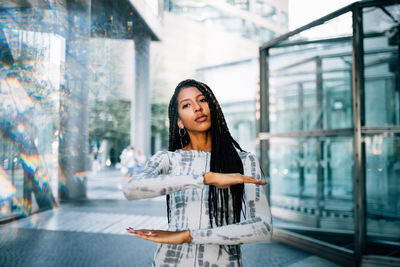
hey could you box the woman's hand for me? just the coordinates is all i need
[203,172,267,189]
[126,228,192,244]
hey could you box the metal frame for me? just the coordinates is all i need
[315,56,323,228]
[352,4,366,264]
[259,47,271,202]
[259,0,400,265]
[260,0,400,50]
[272,228,354,266]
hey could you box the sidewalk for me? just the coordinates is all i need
[0,169,340,267]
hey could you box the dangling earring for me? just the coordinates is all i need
[179,127,186,148]
[179,127,186,137]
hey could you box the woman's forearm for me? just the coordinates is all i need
[122,174,205,200]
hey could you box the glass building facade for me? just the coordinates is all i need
[1,1,161,222]
[258,0,400,265]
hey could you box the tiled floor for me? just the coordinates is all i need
[0,169,341,267]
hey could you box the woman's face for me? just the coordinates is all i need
[176,86,211,134]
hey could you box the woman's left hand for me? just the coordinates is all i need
[126,228,192,244]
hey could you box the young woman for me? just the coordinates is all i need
[123,79,272,266]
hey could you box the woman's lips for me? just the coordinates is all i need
[195,115,208,122]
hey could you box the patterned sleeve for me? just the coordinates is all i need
[190,153,273,245]
[122,151,205,200]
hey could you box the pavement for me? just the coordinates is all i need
[0,168,341,267]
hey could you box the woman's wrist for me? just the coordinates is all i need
[184,229,192,243]
[203,172,213,185]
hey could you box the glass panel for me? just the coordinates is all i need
[269,137,354,231]
[322,137,353,230]
[0,1,134,218]
[363,4,399,127]
[363,4,400,254]
[270,138,300,201]
[302,138,317,198]
[322,54,353,129]
[261,1,400,258]
[269,39,353,133]
[287,12,352,42]
[1,27,63,219]
[365,135,400,238]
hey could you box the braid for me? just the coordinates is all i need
[166,79,246,227]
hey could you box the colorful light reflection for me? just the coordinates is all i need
[0,167,16,201]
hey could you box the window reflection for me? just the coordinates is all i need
[1,27,62,218]
[261,1,400,259]
[365,135,400,237]
[270,137,354,230]
[269,40,353,133]
[364,42,399,126]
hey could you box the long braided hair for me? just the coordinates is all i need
[167,79,246,227]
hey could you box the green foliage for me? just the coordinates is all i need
[87,39,131,147]
[89,98,130,144]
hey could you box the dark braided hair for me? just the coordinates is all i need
[167,79,246,227]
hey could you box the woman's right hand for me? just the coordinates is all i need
[203,172,267,188]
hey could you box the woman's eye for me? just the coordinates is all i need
[200,98,207,102]
[182,103,189,109]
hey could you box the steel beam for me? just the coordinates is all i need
[259,48,270,202]
[352,3,366,265]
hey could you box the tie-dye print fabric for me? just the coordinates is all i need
[123,149,272,267]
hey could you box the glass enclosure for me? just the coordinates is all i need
[259,0,400,264]
[1,11,64,220]
[1,0,148,222]
[363,3,400,243]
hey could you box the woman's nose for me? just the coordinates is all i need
[193,102,201,112]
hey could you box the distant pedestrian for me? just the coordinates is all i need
[135,149,146,173]
[120,145,137,177]
[91,145,100,173]
[123,79,272,266]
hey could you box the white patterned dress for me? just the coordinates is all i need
[123,149,272,267]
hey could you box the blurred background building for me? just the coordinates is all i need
[0,0,399,266]
[151,0,288,153]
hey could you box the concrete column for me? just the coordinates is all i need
[58,0,91,201]
[132,34,151,157]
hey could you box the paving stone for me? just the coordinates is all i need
[0,169,340,267]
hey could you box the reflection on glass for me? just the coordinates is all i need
[322,54,353,129]
[323,137,353,202]
[363,5,399,126]
[364,42,399,126]
[269,137,354,230]
[262,1,400,259]
[270,138,299,199]
[269,40,353,133]
[289,12,352,42]
[365,135,400,237]
[1,27,62,219]
[363,5,400,240]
